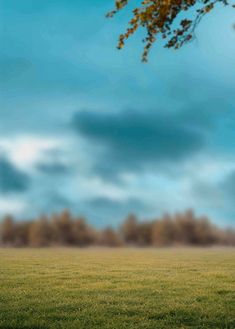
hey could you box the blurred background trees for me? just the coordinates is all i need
[0,209,234,247]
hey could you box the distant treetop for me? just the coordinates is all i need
[107,0,234,61]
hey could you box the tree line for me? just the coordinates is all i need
[0,209,234,247]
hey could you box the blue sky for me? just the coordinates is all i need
[0,0,235,227]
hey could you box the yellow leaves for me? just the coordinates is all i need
[204,3,214,12]
[106,0,128,17]
[108,0,231,61]
[115,0,128,10]
[118,34,125,49]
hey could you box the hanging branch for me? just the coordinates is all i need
[107,0,232,61]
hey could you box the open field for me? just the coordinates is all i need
[0,248,234,329]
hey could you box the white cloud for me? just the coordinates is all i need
[0,135,66,171]
[0,198,28,216]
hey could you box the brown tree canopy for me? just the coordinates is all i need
[107,0,234,61]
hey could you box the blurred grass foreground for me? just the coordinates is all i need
[0,248,234,329]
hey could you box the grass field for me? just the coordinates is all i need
[0,248,234,329]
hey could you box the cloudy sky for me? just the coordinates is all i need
[0,0,235,227]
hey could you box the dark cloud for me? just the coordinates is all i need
[0,57,32,82]
[220,171,235,222]
[35,147,72,175]
[72,109,207,179]
[221,171,235,200]
[0,157,30,194]
[26,191,75,219]
[196,170,235,204]
[37,162,70,175]
[41,192,74,212]
[87,197,151,223]
[88,197,148,210]
[191,169,235,224]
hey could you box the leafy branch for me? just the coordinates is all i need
[107,0,232,61]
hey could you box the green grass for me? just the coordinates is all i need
[0,248,234,329]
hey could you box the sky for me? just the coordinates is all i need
[0,0,235,227]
